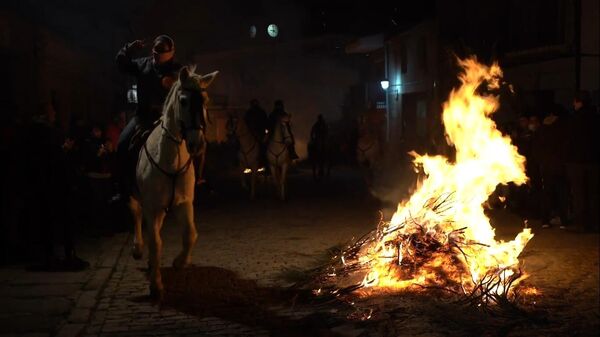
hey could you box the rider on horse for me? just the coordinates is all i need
[115,35,182,198]
[268,100,299,160]
[244,99,269,142]
[243,99,269,166]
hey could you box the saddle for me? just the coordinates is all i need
[129,119,160,153]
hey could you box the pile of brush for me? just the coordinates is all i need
[289,193,527,314]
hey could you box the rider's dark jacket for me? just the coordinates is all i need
[116,43,182,125]
[244,106,269,141]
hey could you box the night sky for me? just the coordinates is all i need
[1,0,435,56]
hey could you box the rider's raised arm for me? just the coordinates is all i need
[116,41,143,76]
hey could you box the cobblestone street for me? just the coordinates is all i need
[1,168,599,337]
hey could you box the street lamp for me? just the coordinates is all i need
[381,80,401,101]
[380,79,390,90]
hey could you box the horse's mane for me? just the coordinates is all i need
[162,65,201,116]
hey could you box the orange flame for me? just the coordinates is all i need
[359,57,533,296]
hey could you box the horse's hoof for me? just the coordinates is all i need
[131,245,143,260]
[172,254,192,269]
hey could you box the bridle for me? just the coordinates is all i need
[268,121,293,164]
[178,88,206,140]
[142,87,207,212]
[234,121,259,166]
[272,120,292,144]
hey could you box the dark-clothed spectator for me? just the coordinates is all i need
[105,111,125,157]
[0,111,23,264]
[526,114,542,217]
[565,91,600,232]
[310,114,329,142]
[84,125,114,235]
[25,103,89,271]
[532,104,569,228]
[510,114,535,214]
[309,114,330,180]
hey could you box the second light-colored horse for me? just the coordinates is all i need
[129,66,218,300]
[266,115,293,200]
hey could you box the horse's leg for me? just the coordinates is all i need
[240,167,248,190]
[250,171,256,200]
[195,148,206,186]
[172,202,197,269]
[145,209,166,300]
[318,157,324,180]
[129,197,143,260]
[270,164,278,198]
[280,163,289,201]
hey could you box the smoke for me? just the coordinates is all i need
[368,144,421,220]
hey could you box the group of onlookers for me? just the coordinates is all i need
[0,103,127,270]
[508,91,599,233]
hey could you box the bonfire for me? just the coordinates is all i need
[303,57,534,311]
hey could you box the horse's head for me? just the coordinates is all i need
[174,66,218,156]
[277,113,293,145]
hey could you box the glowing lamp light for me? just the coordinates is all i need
[127,84,138,104]
[380,79,390,90]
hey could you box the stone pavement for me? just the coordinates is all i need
[81,241,270,337]
[2,169,598,336]
[78,172,377,337]
[0,233,129,337]
[77,185,598,337]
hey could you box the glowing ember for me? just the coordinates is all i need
[244,167,265,174]
[356,57,533,299]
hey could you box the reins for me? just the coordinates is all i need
[268,123,291,165]
[143,119,196,212]
[235,124,259,167]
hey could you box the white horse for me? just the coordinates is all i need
[234,117,263,200]
[129,66,218,300]
[266,114,293,200]
[356,127,381,188]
